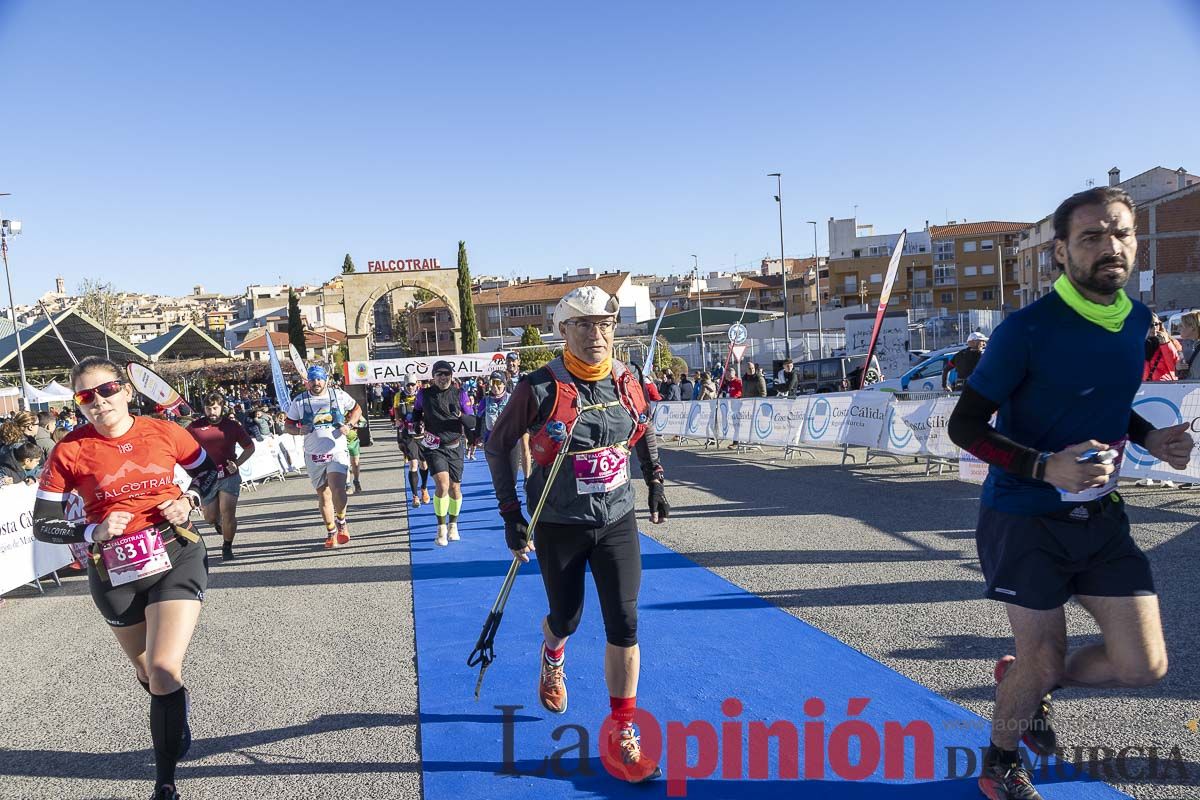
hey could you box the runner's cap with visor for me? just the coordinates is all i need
[553,286,621,328]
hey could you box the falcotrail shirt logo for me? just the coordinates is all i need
[94,461,174,501]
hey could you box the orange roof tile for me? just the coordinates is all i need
[928,221,1031,239]
[236,330,343,352]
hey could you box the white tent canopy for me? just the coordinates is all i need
[40,381,73,399]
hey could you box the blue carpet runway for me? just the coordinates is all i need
[408,458,1129,799]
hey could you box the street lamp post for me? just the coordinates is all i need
[808,220,825,359]
[768,173,792,359]
[691,255,705,369]
[496,287,504,350]
[1,216,29,410]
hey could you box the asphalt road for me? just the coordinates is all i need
[1,426,1196,799]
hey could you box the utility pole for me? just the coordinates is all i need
[808,221,825,358]
[691,255,705,369]
[768,173,791,359]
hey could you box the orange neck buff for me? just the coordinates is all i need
[562,348,612,382]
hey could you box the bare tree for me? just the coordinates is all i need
[76,279,131,340]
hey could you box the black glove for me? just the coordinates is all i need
[501,507,530,551]
[647,481,670,522]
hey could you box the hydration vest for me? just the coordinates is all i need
[528,358,650,468]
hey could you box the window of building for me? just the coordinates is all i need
[963,241,977,253]
[940,291,953,304]
[852,249,862,258]
[963,266,977,277]
[934,240,954,260]
[870,273,882,284]
[934,265,956,285]
[868,245,890,257]
[982,289,995,301]
[964,291,978,301]
[981,240,994,251]
[981,264,994,275]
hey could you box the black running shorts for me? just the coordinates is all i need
[89,535,209,627]
[399,433,422,462]
[536,510,641,647]
[423,438,464,483]
[975,494,1155,610]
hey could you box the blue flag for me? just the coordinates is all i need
[265,334,292,404]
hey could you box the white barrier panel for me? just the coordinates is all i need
[277,434,306,473]
[838,391,890,448]
[654,384,1200,485]
[884,397,957,457]
[1121,384,1200,482]
[0,482,73,596]
[239,437,286,483]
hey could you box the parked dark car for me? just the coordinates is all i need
[791,355,882,394]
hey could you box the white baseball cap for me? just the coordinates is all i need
[553,286,621,328]
[967,331,988,343]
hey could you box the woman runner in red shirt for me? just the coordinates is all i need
[33,357,221,800]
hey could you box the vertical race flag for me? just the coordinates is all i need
[287,343,307,378]
[859,229,907,389]
[642,301,671,376]
[265,334,292,405]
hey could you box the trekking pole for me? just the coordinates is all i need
[469,406,592,700]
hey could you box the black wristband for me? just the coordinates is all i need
[1128,410,1156,448]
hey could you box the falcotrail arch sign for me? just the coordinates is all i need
[340,260,462,365]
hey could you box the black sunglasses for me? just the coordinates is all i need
[433,371,453,378]
[74,380,125,406]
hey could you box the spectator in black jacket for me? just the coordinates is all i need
[0,441,42,486]
[659,371,681,401]
[776,359,799,397]
[678,372,693,401]
[742,361,767,398]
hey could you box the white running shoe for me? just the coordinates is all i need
[435,524,449,547]
[448,522,460,541]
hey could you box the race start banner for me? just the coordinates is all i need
[344,352,510,385]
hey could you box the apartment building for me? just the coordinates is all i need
[825,218,934,315]
[927,222,1027,314]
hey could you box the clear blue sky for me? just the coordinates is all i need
[1,0,1198,305]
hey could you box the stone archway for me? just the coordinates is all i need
[341,271,462,363]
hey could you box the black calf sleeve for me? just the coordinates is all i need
[150,686,188,788]
[419,467,429,488]
[408,470,419,493]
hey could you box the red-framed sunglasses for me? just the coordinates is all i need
[73,380,125,406]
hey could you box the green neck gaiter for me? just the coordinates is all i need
[1053,274,1132,333]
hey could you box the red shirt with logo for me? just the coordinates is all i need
[187,416,253,469]
[38,416,206,532]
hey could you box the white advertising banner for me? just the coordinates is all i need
[276,434,306,473]
[838,391,890,448]
[345,351,510,385]
[795,393,851,447]
[653,385,1200,486]
[1121,384,1200,482]
[238,438,287,483]
[0,482,74,596]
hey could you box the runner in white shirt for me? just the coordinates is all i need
[284,365,361,549]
